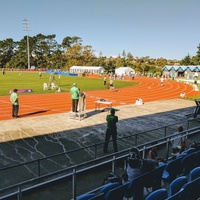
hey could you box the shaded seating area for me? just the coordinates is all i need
[76,148,200,200]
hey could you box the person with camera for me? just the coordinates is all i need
[123,148,158,183]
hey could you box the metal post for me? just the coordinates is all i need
[112,156,116,174]
[72,168,77,200]
[165,138,170,160]
[22,18,31,70]
[17,186,22,200]
[37,159,41,177]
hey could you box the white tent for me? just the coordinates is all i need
[70,66,105,74]
[115,67,135,76]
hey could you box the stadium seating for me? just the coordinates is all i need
[100,182,121,195]
[145,188,168,200]
[179,177,200,200]
[76,193,96,200]
[162,157,182,183]
[185,147,196,155]
[189,167,200,181]
[194,150,200,167]
[104,183,128,200]
[126,172,149,200]
[88,193,104,200]
[181,152,197,175]
[169,176,187,196]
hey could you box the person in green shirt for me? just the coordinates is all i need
[10,89,19,118]
[70,83,79,112]
[103,108,118,153]
[194,76,198,85]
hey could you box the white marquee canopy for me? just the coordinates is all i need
[70,66,105,74]
[115,67,135,76]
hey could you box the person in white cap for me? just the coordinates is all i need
[70,83,79,112]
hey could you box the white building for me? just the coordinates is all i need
[70,66,105,74]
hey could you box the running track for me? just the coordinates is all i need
[0,76,199,121]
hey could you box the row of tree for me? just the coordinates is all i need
[0,34,200,75]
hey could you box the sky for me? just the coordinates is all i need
[0,0,200,60]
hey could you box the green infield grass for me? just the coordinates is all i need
[0,72,138,96]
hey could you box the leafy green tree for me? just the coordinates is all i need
[180,54,192,65]
[0,38,16,68]
[62,36,82,49]
[81,45,95,65]
[191,44,200,65]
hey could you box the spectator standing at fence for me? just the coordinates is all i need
[70,83,79,112]
[103,108,118,153]
[10,89,19,118]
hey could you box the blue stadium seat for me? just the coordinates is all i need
[149,164,166,191]
[179,177,200,200]
[77,193,96,200]
[104,183,128,200]
[185,147,196,155]
[194,150,200,167]
[165,190,182,200]
[162,157,182,183]
[126,172,150,200]
[190,167,200,181]
[181,152,197,175]
[145,188,168,200]
[88,193,104,200]
[100,182,121,194]
[169,176,187,196]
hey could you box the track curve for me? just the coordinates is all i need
[0,76,199,120]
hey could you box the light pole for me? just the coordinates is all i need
[22,18,31,70]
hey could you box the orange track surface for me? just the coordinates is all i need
[0,76,199,121]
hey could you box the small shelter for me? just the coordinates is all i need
[115,67,135,76]
[70,66,105,74]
